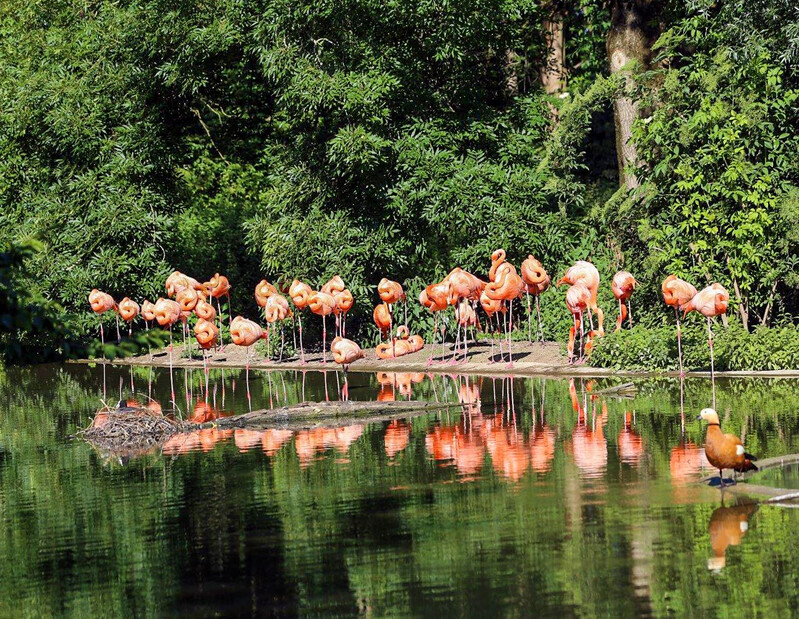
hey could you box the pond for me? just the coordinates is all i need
[2,363,799,616]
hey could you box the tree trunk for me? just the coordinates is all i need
[540,12,565,95]
[606,0,662,190]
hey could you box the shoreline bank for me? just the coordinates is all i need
[68,340,799,379]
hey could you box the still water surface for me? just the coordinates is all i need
[2,364,799,616]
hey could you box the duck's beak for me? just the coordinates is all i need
[695,415,703,421]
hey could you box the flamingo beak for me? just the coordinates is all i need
[695,414,702,421]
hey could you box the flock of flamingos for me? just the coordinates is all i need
[88,249,730,376]
[89,247,762,490]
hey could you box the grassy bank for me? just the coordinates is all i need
[589,323,799,372]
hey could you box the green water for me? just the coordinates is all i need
[2,364,799,617]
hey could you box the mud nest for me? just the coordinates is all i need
[81,407,189,454]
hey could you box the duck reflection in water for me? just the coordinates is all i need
[708,501,757,571]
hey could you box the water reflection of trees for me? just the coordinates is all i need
[2,366,799,615]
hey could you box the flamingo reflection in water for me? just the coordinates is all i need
[294,425,365,467]
[618,411,644,467]
[568,379,608,480]
[384,421,410,459]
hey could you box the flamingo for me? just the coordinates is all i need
[333,288,354,337]
[378,278,406,349]
[557,261,604,335]
[255,279,278,315]
[480,288,504,362]
[682,283,729,406]
[195,296,216,322]
[611,271,637,331]
[373,302,392,341]
[194,318,219,373]
[264,293,292,361]
[89,289,117,350]
[454,298,479,361]
[662,275,698,376]
[484,263,523,366]
[521,255,550,342]
[565,283,590,363]
[420,280,450,364]
[176,287,200,351]
[230,316,266,371]
[289,279,313,363]
[166,271,204,297]
[118,297,140,337]
[205,273,232,344]
[141,299,156,358]
[446,268,487,364]
[308,290,336,363]
[330,336,364,399]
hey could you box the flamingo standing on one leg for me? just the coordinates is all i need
[331,337,364,400]
[166,271,205,298]
[118,297,140,337]
[521,255,551,342]
[289,279,313,364]
[264,293,292,361]
[374,302,391,341]
[89,289,116,354]
[230,316,266,368]
[205,273,232,345]
[154,297,181,404]
[480,288,504,362]
[420,280,450,364]
[662,275,698,377]
[333,288,354,337]
[141,299,156,358]
[565,283,590,364]
[611,271,637,332]
[230,315,266,405]
[378,278,405,357]
[194,318,219,374]
[308,290,336,363]
[557,261,604,335]
[255,279,278,320]
[681,283,729,408]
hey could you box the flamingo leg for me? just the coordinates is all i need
[389,303,395,359]
[488,314,495,363]
[226,293,233,338]
[100,321,105,360]
[568,324,576,363]
[507,300,514,367]
[526,289,532,343]
[169,329,175,407]
[628,300,633,328]
[708,316,716,409]
[535,295,543,342]
[279,325,285,362]
[579,313,585,361]
[428,313,438,366]
[675,308,685,377]
[298,313,306,364]
[450,318,461,364]
[404,300,408,330]
[322,315,327,364]
[115,314,121,342]
[216,296,224,347]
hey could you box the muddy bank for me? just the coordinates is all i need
[70,339,799,379]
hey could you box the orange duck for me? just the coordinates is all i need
[696,408,758,486]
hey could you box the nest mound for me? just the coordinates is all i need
[81,407,188,454]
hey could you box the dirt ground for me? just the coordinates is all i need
[73,337,799,379]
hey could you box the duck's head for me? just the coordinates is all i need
[696,408,720,425]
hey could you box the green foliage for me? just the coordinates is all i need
[589,322,799,371]
[610,0,799,330]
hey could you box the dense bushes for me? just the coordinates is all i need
[589,322,799,372]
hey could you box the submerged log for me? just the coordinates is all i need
[80,400,465,456]
[211,400,464,430]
